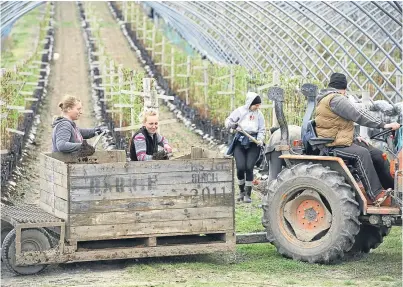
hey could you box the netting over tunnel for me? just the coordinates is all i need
[143,1,402,103]
[2,1,402,103]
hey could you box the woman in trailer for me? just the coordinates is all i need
[129,110,173,161]
[52,95,105,155]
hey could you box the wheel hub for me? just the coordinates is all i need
[284,189,332,242]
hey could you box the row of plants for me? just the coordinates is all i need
[1,3,54,189]
[112,2,323,131]
[79,2,147,150]
[0,3,53,149]
[124,3,400,103]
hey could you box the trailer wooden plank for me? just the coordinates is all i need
[69,194,233,213]
[39,202,68,221]
[39,167,69,189]
[40,154,68,175]
[69,181,233,201]
[16,241,235,265]
[70,169,231,187]
[40,189,68,214]
[69,206,233,226]
[68,218,233,240]
[68,158,231,176]
[39,177,69,200]
[44,151,126,164]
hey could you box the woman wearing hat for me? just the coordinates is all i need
[225,92,266,203]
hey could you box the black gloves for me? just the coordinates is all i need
[152,150,169,160]
[78,140,95,157]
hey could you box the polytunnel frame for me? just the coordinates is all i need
[145,1,402,104]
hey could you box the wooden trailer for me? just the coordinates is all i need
[1,149,236,275]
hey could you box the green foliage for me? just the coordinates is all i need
[1,3,52,148]
[128,4,332,130]
[83,2,146,134]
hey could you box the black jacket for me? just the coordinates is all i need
[129,127,159,161]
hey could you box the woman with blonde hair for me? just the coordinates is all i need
[52,95,105,154]
[129,110,172,161]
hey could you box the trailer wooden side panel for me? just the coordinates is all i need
[39,151,235,244]
[67,157,234,241]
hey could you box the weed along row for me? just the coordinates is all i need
[1,148,238,275]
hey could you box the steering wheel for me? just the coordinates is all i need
[369,128,393,141]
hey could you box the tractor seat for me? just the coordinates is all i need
[303,120,334,155]
[303,120,360,179]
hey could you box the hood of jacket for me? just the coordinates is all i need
[316,88,343,104]
[52,116,76,128]
[243,92,261,109]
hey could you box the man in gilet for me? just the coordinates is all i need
[315,73,400,206]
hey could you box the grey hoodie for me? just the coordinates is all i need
[225,92,266,141]
[317,88,386,129]
[52,117,96,153]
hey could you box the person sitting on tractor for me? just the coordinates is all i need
[225,92,266,203]
[52,95,106,156]
[129,110,172,161]
[315,72,401,206]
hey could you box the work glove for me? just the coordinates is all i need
[256,140,264,147]
[77,140,95,157]
[95,125,109,135]
[152,150,169,160]
[228,121,238,129]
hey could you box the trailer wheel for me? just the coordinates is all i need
[1,228,51,275]
[348,224,391,254]
[1,220,13,246]
[262,163,360,264]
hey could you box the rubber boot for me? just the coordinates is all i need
[237,184,245,202]
[244,186,252,203]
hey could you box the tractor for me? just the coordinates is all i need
[261,85,402,263]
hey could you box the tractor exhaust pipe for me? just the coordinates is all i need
[267,87,289,153]
[300,83,318,139]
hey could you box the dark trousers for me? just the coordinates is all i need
[234,142,260,183]
[355,141,394,189]
[332,141,391,199]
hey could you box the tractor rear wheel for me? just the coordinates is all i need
[1,220,13,247]
[262,163,360,263]
[349,224,391,254]
[1,228,51,275]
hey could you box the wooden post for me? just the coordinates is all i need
[360,91,370,138]
[109,60,115,119]
[170,47,175,87]
[123,1,128,23]
[130,83,135,137]
[229,65,235,111]
[151,25,156,58]
[161,37,165,76]
[272,70,280,127]
[143,78,152,112]
[396,72,402,92]
[142,15,147,43]
[136,4,140,34]
[130,2,134,26]
[203,61,209,117]
[118,65,123,128]
[186,56,191,105]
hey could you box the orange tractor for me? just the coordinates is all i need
[262,85,402,263]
